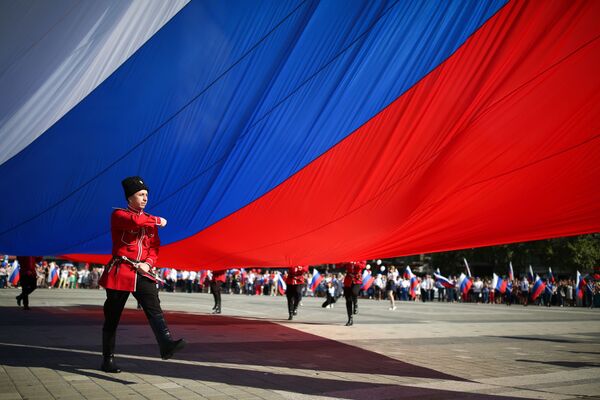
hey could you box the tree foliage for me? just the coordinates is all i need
[427,233,599,276]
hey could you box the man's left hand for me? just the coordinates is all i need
[137,262,151,273]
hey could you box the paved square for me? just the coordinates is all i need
[1,289,599,399]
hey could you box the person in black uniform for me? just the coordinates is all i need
[286,265,308,320]
[341,261,366,326]
[15,256,42,310]
[210,270,226,314]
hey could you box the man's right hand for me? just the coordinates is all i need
[159,217,167,228]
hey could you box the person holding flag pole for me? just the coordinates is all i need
[285,265,308,320]
[340,261,366,326]
[505,262,515,306]
[15,256,42,310]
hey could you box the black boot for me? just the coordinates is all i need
[148,313,186,360]
[16,295,21,307]
[345,316,353,326]
[101,331,121,373]
[353,301,359,315]
[287,298,294,320]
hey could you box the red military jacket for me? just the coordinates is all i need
[211,270,226,283]
[342,261,366,287]
[99,206,162,292]
[16,256,42,278]
[286,265,308,285]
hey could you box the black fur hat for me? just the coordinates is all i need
[121,176,148,199]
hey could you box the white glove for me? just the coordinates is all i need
[137,263,151,273]
[159,217,167,227]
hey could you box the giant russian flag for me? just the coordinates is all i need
[1,0,599,268]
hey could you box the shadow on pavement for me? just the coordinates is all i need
[0,306,532,399]
[516,359,600,369]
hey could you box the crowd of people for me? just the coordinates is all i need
[0,260,103,290]
[2,259,598,309]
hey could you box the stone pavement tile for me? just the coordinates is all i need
[2,291,600,400]
[490,389,576,400]
[167,388,206,400]
[543,382,600,397]
[133,389,176,399]
[0,394,23,400]
[154,382,182,389]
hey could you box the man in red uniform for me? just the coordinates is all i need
[99,176,185,373]
[210,269,226,314]
[286,265,308,320]
[341,261,366,326]
[15,256,42,310]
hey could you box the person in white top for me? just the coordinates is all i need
[188,270,197,293]
[472,277,484,303]
[374,274,384,300]
[59,267,69,289]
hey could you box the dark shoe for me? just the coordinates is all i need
[100,356,121,373]
[288,314,293,321]
[293,308,298,316]
[160,338,187,360]
[353,304,358,315]
[16,295,21,307]
[148,313,187,360]
[212,307,221,314]
[345,317,353,326]
[23,306,30,310]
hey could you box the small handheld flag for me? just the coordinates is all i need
[458,273,472,296]
[277,272,287,295]
[310,269,324,292]
[9,265,20,286]
[531,275,546,300]
[492,273,507,294]
[361,269,375,290]
[433,272,454,289]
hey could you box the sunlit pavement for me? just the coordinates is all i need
[1,289,599,400]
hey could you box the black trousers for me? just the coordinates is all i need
[322,292,337,307]
[286,284,302,314]
[210,281,222,308]
[18,275,37,307]
[103,275,162,334]
[344,284,360,317]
